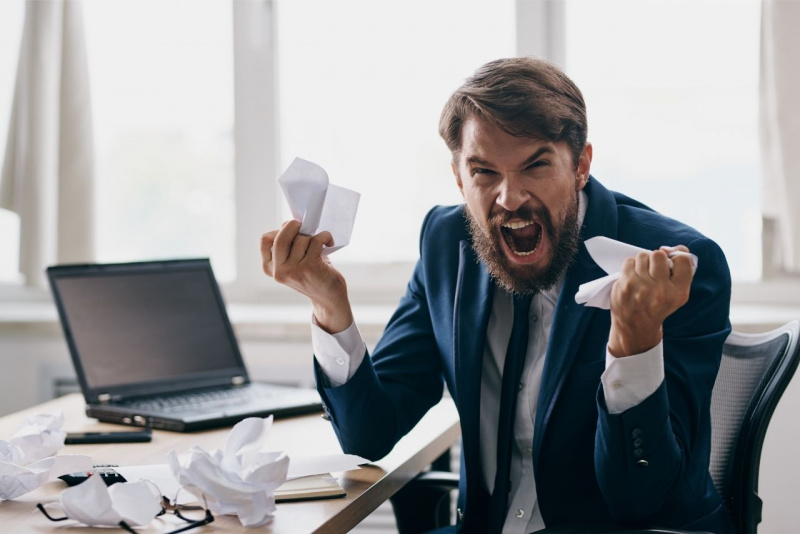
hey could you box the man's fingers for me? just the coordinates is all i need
[670,254,695,287]
[633,252,651,280]
[260,231,278,274]
[288,234,313,264]
[649,250,671,280]
[272,220,302,266]
[304,231,334,261]
[661,244,690,254]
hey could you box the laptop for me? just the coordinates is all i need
[47,259,323,432]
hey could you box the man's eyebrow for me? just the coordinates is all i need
[465,156,493,167]
[465,146,554,169]
[521,146,554,166]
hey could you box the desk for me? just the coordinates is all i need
[0,393,461,533]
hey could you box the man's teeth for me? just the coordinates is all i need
[511,248,535,256]
[501,221,535,230]
[501,220,541,256]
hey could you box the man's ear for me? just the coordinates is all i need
[452,160,465,197]
[576,142,593,190]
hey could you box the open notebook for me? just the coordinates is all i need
[112,465,346,503]
[274,474,346,502]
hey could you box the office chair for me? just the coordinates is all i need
[391,321,800,534]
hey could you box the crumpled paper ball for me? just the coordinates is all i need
[167,416,289,527]
[41,473,163,527]
[0,411,91,500]
[1,411,66,465]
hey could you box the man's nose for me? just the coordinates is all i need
[496,174,530,212]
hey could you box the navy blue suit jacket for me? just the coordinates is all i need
[315,177,735,533]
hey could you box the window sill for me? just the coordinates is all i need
[0,301,395,341]
[1,277,799,338]
[1,298,797,339]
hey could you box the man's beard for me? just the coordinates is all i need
[466,193,582,296]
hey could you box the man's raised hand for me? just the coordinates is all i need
[607,245,694,357]
[260,220,354,334]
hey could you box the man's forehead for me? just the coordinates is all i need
[462,116,551,147]
[459,119,557,163]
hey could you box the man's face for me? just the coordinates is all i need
[453,116,592,295]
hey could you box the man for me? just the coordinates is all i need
[260,58,734,533]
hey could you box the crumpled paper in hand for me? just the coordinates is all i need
[575,236,699,309]
[0,411,92,500]
[39,473,162,527]
[277,157,360,255]
[167,416,289,527]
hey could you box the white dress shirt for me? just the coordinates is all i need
[311,193,665,532]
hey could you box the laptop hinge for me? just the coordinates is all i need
[231,376,245,386]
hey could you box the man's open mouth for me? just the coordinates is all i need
[500,220,543,256]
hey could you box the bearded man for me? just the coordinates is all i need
[260,57,734,534]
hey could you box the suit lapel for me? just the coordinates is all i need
[533,177,618,469]
[454,240,494,506]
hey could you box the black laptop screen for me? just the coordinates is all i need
[54,268,242,390]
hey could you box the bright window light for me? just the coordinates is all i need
[84,0,236,280]
[566,0,761,280]
[275,0,516,263]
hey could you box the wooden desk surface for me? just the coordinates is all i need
[0,394,461,533]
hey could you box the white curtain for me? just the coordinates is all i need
[760,0,800,276]
[0,0,95,289]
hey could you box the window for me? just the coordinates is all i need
[0,0,773,300]
[0,0,24,284]
[275,0,516,264]
[83,0,236,281]
[565,0,761,280]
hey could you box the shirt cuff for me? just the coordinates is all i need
[311,316,367,387]
[601,341,665,415]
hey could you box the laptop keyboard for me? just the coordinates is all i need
[123,386,280,414]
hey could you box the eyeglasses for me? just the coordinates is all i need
[155,494,215,533]
[36,494,214,533]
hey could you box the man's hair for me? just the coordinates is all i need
[439,57,588,167]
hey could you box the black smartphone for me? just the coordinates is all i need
[64,429,152,444]
[59,465,127,486]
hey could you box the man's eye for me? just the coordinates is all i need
[471,168,494,176]
[527,160,548,170]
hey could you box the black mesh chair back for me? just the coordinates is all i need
[709,321,800,534]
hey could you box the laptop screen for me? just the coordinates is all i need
[49,261,245,395]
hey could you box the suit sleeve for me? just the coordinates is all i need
[594,236,732,524]
[313,208,446,461]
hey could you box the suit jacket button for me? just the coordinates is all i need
[636,459,649,467]
[633,448,644,458]
[631,427,642,438]
[633,438,643,447]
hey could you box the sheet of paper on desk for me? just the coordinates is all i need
[575,236,699,309]
[0,411,92,500]
[278,157,360,255]
[286,453,368,480]
[115,464,191,504]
